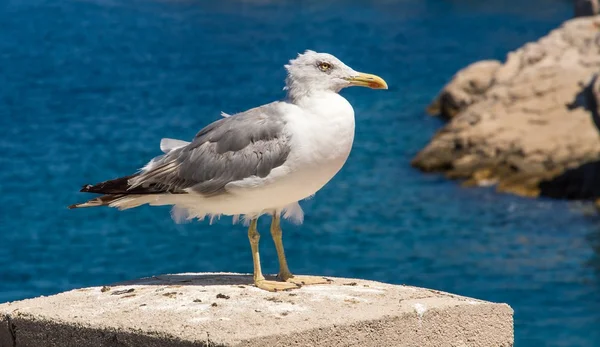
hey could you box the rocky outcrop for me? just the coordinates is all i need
[413,16,600,199]
[426,60,502,119]
[539,73,600,199]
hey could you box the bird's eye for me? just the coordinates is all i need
[317,62,332,72]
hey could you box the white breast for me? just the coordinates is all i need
[241,92,356,207]
[285,92,356,179]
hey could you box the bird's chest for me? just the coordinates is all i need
[304,115,355,163]
[287,97,355,171]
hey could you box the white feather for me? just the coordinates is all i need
[160,138,190,154]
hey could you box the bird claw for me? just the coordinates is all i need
[254,279,300,292]
[284,275,332,286]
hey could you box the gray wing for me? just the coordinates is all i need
[129,102,291,197]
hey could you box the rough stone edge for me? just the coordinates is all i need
[0,313,214,347]
[0,314,16,347]
[0,303,513,347]
[239,303,514,347]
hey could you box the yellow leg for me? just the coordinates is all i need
[248,218,299,292]
[270,213,293,280]
[270,214,331,286]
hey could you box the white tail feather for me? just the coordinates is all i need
[160,138,190,154]
[108,195,158,210]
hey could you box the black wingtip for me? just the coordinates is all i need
[67,203,78,209]
[80,184,93,193]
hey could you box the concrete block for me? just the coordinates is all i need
[0,273,513,347]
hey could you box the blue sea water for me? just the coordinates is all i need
[1,0,598,345]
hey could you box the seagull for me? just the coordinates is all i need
[69,50,388,291]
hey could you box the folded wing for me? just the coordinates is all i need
[70,102,291,209]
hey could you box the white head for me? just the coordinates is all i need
[284,50,388,102]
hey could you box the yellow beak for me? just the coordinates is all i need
[346,72,388,90]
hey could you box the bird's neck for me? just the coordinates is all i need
[286,91,354,124]
[285,84,339,105]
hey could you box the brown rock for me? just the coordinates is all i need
[426,60,502,119]
[414,16,600,200]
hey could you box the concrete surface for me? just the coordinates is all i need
[0,273,514,347]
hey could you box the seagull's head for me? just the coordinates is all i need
[284,50,388,99]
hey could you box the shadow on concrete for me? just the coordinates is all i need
[0,316,228,347]
[112,273,273,287]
